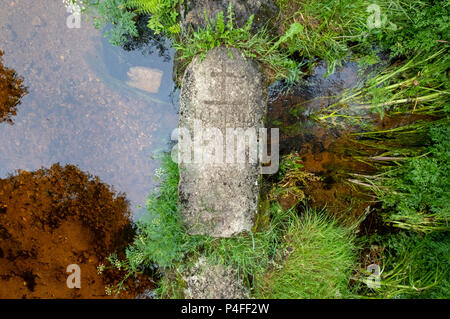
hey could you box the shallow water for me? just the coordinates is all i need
[267,59,374,220]
[269,59,364,153]
[0,1,178,215]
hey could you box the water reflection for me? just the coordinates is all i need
[268,60,363,154]
[266,60,374,219]
[0,1,178,215]
[122,15,173,62]
[0,163,143,298]
[0,50,28,124]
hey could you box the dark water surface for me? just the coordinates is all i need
[0,1,178,215]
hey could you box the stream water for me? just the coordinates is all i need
[267,59,375,220]
[0,1,377,299]
[0,0,180,299]
[0,1,178,216]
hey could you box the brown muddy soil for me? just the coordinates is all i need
[0,164,153,298]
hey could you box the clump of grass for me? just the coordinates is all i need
[79,0,139,46]
[123,155,204,271]
[349,124,450,233]
[269,154,321,208]
[310,17,449,233]
[154,201,295,298]
[82,1,304,83]
[275,0,395,75]
[255,207,358,299]
[275,0,449,76]
[174,3,304,84]
[317,48,449,124]
[103,154,363,298]
[101,154,287,296]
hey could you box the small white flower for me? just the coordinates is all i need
[63,0,85,16]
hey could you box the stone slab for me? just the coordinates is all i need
[177,46,267,237]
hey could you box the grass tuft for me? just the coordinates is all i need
[255,207,358,298]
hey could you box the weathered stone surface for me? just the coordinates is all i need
[136,289,157,299]
[177,46,267,237]
[182,258,249,299]
[179,0,279,33]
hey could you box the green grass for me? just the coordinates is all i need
[351,124,450,233]
[102,154,362,298]
[317,48,449,123]
[173,3,303,84]
[255,207,358,299]
[357,231,449,298]
[374,0,450,57]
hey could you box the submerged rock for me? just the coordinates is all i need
[126,66,163,93]
[177,46,267,237]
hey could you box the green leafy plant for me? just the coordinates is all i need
[126,0,181,34]
[318,48,449,123]
[312,23,449,233]
[173,3,303,83]
[81,0,139,46]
